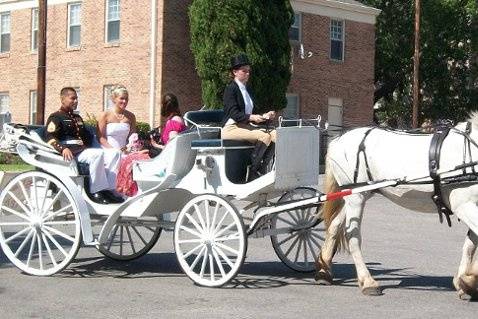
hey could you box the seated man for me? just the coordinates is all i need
[45,87,123,204]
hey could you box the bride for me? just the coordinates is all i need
[97,85,139,202]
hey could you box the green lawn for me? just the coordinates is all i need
[0,164,34,172]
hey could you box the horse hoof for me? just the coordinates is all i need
[458,278,478,300]
[362,286,383,296]
[314,271,333,285]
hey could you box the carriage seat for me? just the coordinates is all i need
[26,124,99,175]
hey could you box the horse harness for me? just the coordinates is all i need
[352,123,478,227]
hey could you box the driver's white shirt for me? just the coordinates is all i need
[225,79,254,126]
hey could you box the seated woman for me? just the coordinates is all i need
[148,93,187,157]
[97,85,149,198]
[222,54,276,181]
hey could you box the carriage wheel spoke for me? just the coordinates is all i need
[43,221,77,226]
[43,203,72,222]
[143,225,156,233]
[41,190,65,218]
[215,232,241,242]
[107,224,119,251]
[204,200,211,231]
[308,231,322,249]
[4,227,31,243]
[209,252,215,281]
[14,229,34,257]
[209,202,219,233]
[284,234,301,258]
[212,248,226,278]
[185,212,205,235]
[190,246,206,270]
[200,250,208,278]
[131,226,148,246]
[303,237,309,266]
[0,221,31,227]
[1,206,30,222]
[215,242,239,256]
[276,215,295,226]
[37,233,44,270]
[119,226,124,256]
[26,232,37,267]
[193,204,207,233]
[182,243,203,259]
[306,237,318,261]
[213,245,234,268]
[43,228,68,257]
[179,224,203,238]
[18,180,33,213]
[294,237,302,263]
[177,238,203,244]
[277,232,296,246]
[39,180,51,214]
[43,225,75,243]
[41,233,57,267]
[287,211,299,223]
[125,226,136,254]
[214,221,237,238]
[310,230,325,241]
[213,210,228,235]
[7,191,32,218]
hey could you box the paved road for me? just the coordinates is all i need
[1,194,478,318]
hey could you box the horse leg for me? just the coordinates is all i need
[315,209,346,285]
[343,193,382,296]
[452,201,478,299]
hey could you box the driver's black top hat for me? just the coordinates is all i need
[230,54,250,70]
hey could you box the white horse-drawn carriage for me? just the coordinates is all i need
[0,110,326,287]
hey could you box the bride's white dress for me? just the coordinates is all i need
[101,122,130,190]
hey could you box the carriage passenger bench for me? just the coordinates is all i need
[184,109,255,184]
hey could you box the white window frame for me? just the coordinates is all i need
[67,3,82,48]
[31,8,38,52]
[330,19,345,61]
[0,92,10,114]
[73,86,80,113]
[105,0,120,43]
[29,90,37,124]
[289,12,301,43]
[103,85,114,110]
[284,93,300,119]
[0,12,11,53]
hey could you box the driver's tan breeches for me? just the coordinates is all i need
[222,123,276,146]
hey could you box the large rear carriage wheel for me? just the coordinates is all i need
[270,187,325,272]
[0,171,81,276]
[174,194,246,287]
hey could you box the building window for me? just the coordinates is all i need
[0,12,11,53]
[103,85,114,110]
[289,13,301,43]
[284,94,299,119]
[68,3,81,47]
[0,92,10,114]
[327,97,343,137]
[330,19,344,61]
[29,91,37,124]
[31,9,38,51]
[106,0,120,43]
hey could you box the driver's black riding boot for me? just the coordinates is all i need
[259,143,275,175]
[247,142,269,182]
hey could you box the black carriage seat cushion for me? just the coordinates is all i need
[184,109,224,128]
[191,139,254,148]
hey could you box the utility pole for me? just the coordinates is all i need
[412,0,420,128]
[36,0,47,125]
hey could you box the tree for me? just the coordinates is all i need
[189,0,294,111]
[361,0,478,125]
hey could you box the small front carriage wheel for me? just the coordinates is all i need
[270,187,325,272]
[174,194,247,287]
[0,171,81,276]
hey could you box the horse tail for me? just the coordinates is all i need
[320,154,347,252]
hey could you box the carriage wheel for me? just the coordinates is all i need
[270,187,325,272]
[174,194,247,287]
[0,171,81,276]
[97,217,161,261]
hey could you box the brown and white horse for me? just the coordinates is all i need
[316,116,478,299]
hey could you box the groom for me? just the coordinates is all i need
[45,87,123,204]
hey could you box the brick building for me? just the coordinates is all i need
[0,0,379,130]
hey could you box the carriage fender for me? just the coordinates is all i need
[60,176,94,245]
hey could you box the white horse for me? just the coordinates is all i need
[315,115,478,299]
